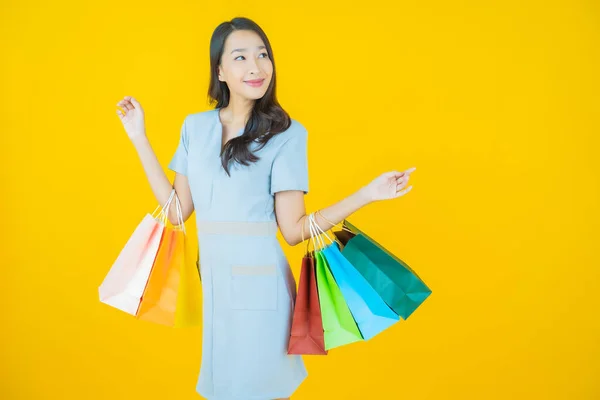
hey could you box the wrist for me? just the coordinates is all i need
[355,187,373,207]
[131,134,149,147]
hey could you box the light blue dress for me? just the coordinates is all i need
[168,108,309,400]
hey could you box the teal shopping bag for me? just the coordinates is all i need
[334,220,431,320]
[320,240,399,340]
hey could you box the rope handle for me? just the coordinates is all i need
[315,210,355,235]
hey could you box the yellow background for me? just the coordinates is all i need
[1,0,599,399]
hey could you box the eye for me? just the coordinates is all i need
[234,52,269,61]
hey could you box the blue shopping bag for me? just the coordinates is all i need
[319,237,399,341]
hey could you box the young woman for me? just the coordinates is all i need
[116,16,415,400]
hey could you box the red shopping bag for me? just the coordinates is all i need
[287,217,328,355]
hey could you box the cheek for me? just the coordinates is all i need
[223,63,242,79]
[232,67,247,82]
[264,61,274,76]
[228,70,247,90]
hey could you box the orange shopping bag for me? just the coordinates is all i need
[175,233,203,328]
[99,189,176,316]
[136,193,202,327]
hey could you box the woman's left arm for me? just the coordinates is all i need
[274,167,416,246]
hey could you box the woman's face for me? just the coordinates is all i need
[218,29,273,102]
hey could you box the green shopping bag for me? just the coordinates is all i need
[335,219,431,320]
[314,249,363,350]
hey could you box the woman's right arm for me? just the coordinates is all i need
[131,136,194,225]
[116,96,194,225]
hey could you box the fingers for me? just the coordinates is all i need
[395,168,414,194]
[384,167,416,199]
[395,186,413,197]
[116,96,135,111]
[389,166,416,180]
[398,167,416,177]
[129,96,141,109]
[116,99,129,112]
[396,174,409,186]
[396,176,408,191]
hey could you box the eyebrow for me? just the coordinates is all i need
[230,45,266,54]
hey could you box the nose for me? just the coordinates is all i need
[247,58,260,75]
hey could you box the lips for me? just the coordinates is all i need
[245,79,265,87]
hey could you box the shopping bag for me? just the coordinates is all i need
[136,194,202,327]
[310,215,363,350]
[311,214,399,341]
[174,233,203,328]
[99,189,176,315]
[333,218,431,320]
[136,224,183,326]
[317,239,399,339]
[287,216,327,355]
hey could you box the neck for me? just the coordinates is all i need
[221,96,254,125]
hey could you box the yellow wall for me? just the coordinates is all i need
[2,0,599,399]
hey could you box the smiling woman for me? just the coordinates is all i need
[208,21,290,177]
[116,15,415,400]
[174,19,310,400]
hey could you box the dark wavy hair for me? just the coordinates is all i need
[207,17,291,176]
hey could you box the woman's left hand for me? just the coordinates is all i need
[360,167,417,202]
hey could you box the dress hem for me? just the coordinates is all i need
[196,370,308,400]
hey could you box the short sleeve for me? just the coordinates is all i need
[168,117,189,176]
[270,128,309,195]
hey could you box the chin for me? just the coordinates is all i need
[245,91,268,100]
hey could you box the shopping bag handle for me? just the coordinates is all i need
[303,212,331,254]
[310,213,342,249]
[308,213,324,251]
[151,188,176,223]
[315,210,355,236]
[172,193,186,234]
[301,214,317,257]
[148,188,186,235]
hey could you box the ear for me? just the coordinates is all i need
[217,66,224,82]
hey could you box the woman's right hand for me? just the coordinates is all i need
[116,96,146,140]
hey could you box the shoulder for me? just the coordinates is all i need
[179,109,218,144]
[263,119,308,160]
[264,119,307,157]
[274,118,308,144]
[183,109,217,129]
[286,118,308,136]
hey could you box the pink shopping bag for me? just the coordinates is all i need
[99,189,176,316]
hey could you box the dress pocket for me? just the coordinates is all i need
[230,264,278,310]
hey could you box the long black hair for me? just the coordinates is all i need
[207,17,291,176]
